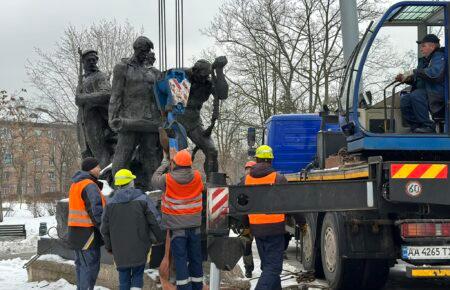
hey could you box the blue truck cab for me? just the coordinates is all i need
[264,114,340,173]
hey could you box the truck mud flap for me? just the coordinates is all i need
[207,236,243,271]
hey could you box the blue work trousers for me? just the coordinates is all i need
[400,89,434,130]
[74,246,101,290]
[170,228,203,290]
[117,264,145,290]
[255,234,284,290]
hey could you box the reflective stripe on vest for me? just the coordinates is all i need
[162,170,204,216]
[68,179,106,227]
[245,172,285,225]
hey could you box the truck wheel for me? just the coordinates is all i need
[301,221,324,278]
[361,259,390,289]
[320,212,364,290]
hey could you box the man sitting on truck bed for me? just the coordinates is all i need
[396,33,445,134]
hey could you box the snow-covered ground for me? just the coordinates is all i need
[0,257,109,289]
[0,203,103,290]
[0,203,57,258]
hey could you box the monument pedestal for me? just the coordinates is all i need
[27,257,160,289]
[27,256,250,290]
[38,200,113,264]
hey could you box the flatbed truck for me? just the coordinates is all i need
[207,2,450,289]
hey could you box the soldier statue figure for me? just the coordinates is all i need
[177,56,229,176]
[76,49,114,169]
[109,36,162,190]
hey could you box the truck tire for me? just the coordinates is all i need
[301,220,324,278]
[361,259,390,289]
[320,212,365,290]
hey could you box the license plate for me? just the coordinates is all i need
[402,246,450,260]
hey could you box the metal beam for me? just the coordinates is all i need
[339,0,360,63]
[228,180,377,215]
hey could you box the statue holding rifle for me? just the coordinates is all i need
[76,49,114,169]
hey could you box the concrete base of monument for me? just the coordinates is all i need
[37,237,115,264]
[26,255,160,289]
[27,255,250,290]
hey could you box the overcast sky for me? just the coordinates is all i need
[0,0,426,94]
[0,0,221,92]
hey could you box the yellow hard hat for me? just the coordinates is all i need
[114,169,136,186]
[255,145,274,159]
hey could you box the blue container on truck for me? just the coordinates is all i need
[265,114,340,174]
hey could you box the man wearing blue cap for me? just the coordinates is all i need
[396,34,445,133]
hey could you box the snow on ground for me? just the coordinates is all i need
[0,203,57,257]
[0,258,108,290]
[39,254,75,265]
[237,237,329,289]
[0,204,110,289]
[236,237,303,289]
[235,235,414,289]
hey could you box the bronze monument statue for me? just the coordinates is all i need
[76,49,115,169]
[176,56,229,175]
[109,36,163,190]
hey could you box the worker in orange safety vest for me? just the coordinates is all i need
[68,157,106,290]
[152,149,205,290]
[244,145,287,290]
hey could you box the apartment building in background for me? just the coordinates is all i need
[0,119,79,197]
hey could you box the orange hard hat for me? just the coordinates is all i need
[173,149,193,167]
[245,161,256,169]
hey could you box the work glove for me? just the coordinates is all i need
[395,70,414,83]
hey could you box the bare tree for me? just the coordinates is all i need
[204,0,386,128]
[200,89,250,183]
[197,0,393,178]
[26,19,143,123]
[0,92,40,204]
[48,127,79,193]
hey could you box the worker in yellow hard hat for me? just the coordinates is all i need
[101,169,163,290]
[114,169,137,187]
[243,145,287,289]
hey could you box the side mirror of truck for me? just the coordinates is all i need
[247,127,256,148]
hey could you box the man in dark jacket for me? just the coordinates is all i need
[68,157,105,290]
[152,150,205,290]
[243,145,287,290]
[396,34,445,133]
[239,161,256,278]
[101,169,163,290]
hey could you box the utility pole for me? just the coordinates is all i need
[339,0,360,63]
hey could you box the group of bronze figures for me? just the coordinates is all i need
[76,36,228,189]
